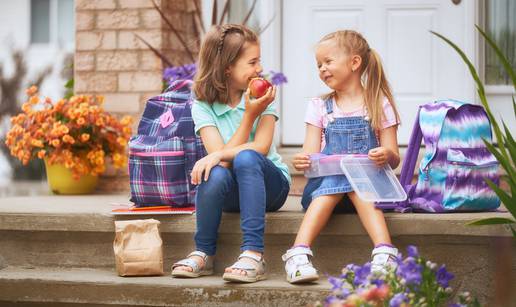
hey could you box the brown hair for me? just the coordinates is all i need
[318,30,400,131]
[193,24,259,104]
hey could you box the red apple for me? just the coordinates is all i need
[248,78,272,98]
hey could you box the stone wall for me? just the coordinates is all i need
[74,0,200,191]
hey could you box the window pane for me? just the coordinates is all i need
[57,0,75,46]
[485,0,516,85]
[31,0,50,44]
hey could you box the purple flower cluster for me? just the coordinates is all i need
[163,63,288,88]
[163,64,197,84]
[320,245,477,307]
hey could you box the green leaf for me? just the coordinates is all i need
[431,30,509,161]
[502,124,516,167]
[484,140,516,179]
[467,217,516,226]
[476,25,516,90]
[513,96,516,119]
[485,179,516,218]
[64,78,74,89]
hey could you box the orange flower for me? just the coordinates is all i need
[29,95,39,104]
[6,86,133,179]
[51,139,61,147]
[26,85,38,96]
[31,139,44,148]
[37,150,46,159]
[80,133,90,142]
[62,135,75,144]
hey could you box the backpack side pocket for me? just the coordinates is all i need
[443,148,500,211]
[129,135,190,207]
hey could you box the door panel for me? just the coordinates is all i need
[281,0,475,145]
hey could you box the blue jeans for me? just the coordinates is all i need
[194,149,290,255]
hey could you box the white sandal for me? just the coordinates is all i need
[371,246,398,274]
[222,251,266,283]
[171,251,214,278]
[282,246,319,284]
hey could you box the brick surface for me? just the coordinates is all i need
[75,52,95,72]
[102,93,141,113]
[118,30,162,49]
[139,51,163,70]
[76,12,95,31]
[96,51,139,71]
[96,10,140,30]
[140,9,161,29]
[75,72,118,93]
[118,72,162,92]
[76,32,103,51]
[99,31,117,50]
[118,0,158,9]
[76,0,116,10]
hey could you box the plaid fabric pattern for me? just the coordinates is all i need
[129,80,206,207]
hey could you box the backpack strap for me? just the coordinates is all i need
[376,106,423,212]
[399,107,423,188]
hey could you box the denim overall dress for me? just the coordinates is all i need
[301,98,379,209]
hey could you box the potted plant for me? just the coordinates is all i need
[4,86,133,194]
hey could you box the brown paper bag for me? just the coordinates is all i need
[113,219,164,276]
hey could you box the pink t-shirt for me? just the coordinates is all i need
[304,97,399,149]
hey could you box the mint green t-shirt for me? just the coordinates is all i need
[191,96,291,184]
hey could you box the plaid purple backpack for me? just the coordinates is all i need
[378,99,500,212]
[128,80,206,207]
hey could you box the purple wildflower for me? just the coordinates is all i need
[389,293,408,307]
[371,278,385,287]
[406,245,419,258]
[270,71,288,85]
[436,265,454,288]
[328,276,343,291]
[396,257,422,285]
[163,63,197,85]
[353,263,371,286]
[324,295,339,307]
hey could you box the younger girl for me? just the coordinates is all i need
[283,30,401,284]
[171,24,291,283]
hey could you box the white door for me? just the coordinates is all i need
[281,0,476,145]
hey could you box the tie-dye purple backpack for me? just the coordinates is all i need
[379,99,500,212]
[128,80,206,207]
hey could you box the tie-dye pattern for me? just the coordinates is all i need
[410,99,500,212]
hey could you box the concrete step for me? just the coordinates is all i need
[0,266,330,307]
[0,194,515,305]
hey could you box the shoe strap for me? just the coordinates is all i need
[371,246,398,257]
[188,250,209,260]
[282,246,313,261]
[238,250,263,263]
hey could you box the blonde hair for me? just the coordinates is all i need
[318,30,400,131]
[193,24,259,104]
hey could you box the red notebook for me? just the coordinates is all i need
[111,204,195,215]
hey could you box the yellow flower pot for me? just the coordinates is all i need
[44,159,98,194]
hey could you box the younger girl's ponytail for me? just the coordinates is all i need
[363,48,399,131]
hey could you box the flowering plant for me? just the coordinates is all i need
[321,246,480,307]
[4,86,133,179]
[163,63,288,88]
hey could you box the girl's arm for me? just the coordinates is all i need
[368,126,400,168]
[191,115,275,184]
[292,124,322,170]
[218,114,275,160]
[201,88,276,155]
